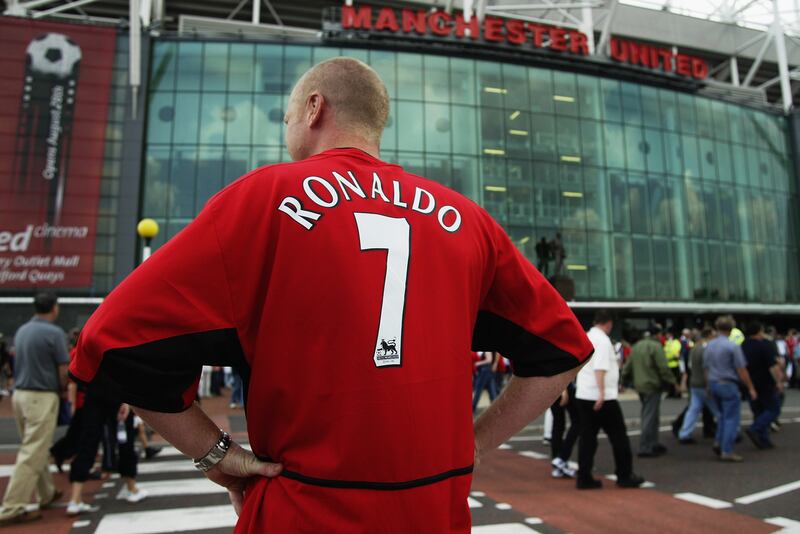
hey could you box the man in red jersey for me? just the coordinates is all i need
[70,57,593,533]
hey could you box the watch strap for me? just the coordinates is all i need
[193,430,232,472]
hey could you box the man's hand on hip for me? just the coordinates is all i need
[206,442,282,516]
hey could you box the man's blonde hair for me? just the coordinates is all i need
[293,57,390,144]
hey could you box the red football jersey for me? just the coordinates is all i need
[70,148,593,533]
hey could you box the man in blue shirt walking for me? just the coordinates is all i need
[703,315,757,462]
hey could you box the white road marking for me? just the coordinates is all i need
[517,451,549,460]
[102,482,115,489]
[508,436,542,442]
[495,502,512,510]
[151,446,185,458]
[468,497,483,508]
[472,524,540,533]
[735,481,800,505]
[765,517,800,532]
[137,460,196,475]
[72,520,91,528]
[117,478,225,499]
[624,426,672,438]
[674,492,732,509]
[94,505,237,534]
[499,444,512,450]
[470,491,486,498]
[524,517,543,525]
[0,465,58,477]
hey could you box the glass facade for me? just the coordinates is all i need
[91,34,130,295]
[143,40,800,304]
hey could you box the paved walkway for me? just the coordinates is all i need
[0,390,797,533]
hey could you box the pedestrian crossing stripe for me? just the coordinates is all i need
[94,504,237,534]
[116,478,225,499]
[136,460,196,475]
[468,497,483,508]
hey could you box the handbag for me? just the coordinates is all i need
[57,399,72,426]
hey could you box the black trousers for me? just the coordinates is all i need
[70,393,138,483]
[550,384,579,462]
[577,399,633,482]
[50,406,84,462]
[100,412,137,478]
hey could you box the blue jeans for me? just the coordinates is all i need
[472,366,498,413]
[711,382,741,454]
[679,387,720,440]
[749,390,780,445]
[230,372,244,406]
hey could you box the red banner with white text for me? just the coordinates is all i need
[0,17,116,288]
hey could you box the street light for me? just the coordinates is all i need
[137,218,159,262]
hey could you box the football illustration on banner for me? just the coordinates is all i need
[27,33,82,78]
[14,32,81,236]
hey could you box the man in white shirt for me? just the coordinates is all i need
[575,311,644,490]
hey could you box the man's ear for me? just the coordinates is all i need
[306,92,325,128]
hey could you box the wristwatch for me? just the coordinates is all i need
[193,430,232,472]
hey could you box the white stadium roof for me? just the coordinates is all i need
[620,0,800,35]
[3,0,800,110]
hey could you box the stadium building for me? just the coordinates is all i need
[1,0,799,331]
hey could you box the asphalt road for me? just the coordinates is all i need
[495,388,800,526]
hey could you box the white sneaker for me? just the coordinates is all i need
[551,457,575,478]
[551,467,565,478]
[559,465,577,478]
[66,501,99,516]
[121,488,148,503]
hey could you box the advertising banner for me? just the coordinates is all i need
[0,17,116,288]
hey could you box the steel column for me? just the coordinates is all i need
[774,0,793,112]
[129,0,141,119]
[596,0,617,56]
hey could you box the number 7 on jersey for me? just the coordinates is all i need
[354,212,410,368]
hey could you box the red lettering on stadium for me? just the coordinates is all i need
[341,5,589,56]
[610,37,708,79]
[339,5,708,80]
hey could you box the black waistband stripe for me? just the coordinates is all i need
[255,459,473,491]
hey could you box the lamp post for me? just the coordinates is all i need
[137,218,159,262]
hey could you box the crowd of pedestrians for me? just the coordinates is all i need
[0,292,252,526]
[198,365,245,409]
[473,310,797,489]
[0,291,795,524]
[0,293,163,526]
